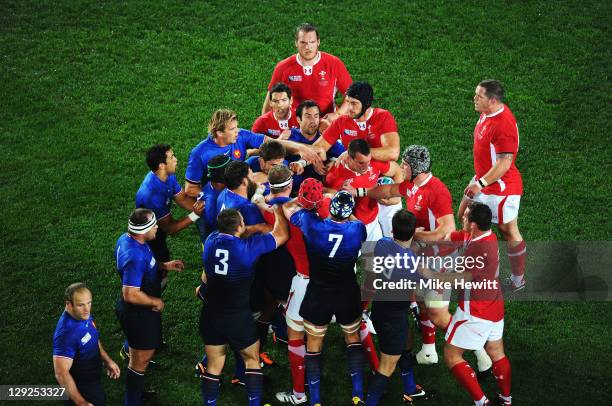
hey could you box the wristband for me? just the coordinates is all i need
[188,211,200,222]
[478,177,489,188]
[356,188,367,197]
[296,159,308,167]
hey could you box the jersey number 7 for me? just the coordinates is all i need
[328,234,343,258]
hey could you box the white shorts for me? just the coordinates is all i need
[468,178,521,224]
[365,219,383,242]
[285,274,310,326]
[445,307,504,350]
[377,202,403,237]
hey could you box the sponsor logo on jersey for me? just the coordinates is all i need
[356,121,367,131]
[289,75,303,81]
[233,149,242,159]
[278,120,289,130]
[344,129,358,136]
[80,332,92,345]
[303,66,313,75]
[269,129,281,136]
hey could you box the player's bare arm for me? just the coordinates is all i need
[156,200,204,235]
[261,91,272,114]
[53,357,92,406]
[378,161,403,206]
[174,190,197,211]
[160,259,185,272]
[122,286,164,312]
[281,198,302,219]
[270,204,289,246]
[415,214,456,241]
[242,222,273,238]
[464,152,514,198]
[371,131,401,162]
[98,342,120,379]
[184,180,202,198]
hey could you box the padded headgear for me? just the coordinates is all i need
[402,145,431,181]
[297,178,323,210]
[346,81,374,119]
[329,190,355,220]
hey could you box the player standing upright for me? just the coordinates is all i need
[460,79,526,292]
[199,207,289,406]
[263,23,352,122]
[419,203,512,405]
[288,190,368,406]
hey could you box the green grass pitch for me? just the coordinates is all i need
[0,1,610,405]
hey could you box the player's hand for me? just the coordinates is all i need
[151,298,165,312]
[319,117,331,132]
[463,183,482,199]
[164,260,185,272]
[298,146,325,174]
[289,161,305,175]
[105,360,121,379]
[341,181,357,197]
[195,281,206,302]
[379,196,401,206]
[193,200,205,216]
[76,401,93,406]
[278,130,292,140]
[246,148,259,158]
[335,150,348,167]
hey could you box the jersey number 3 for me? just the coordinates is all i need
[215,249,229,275]
[328,234,343,258]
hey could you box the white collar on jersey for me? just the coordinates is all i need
[296,52,321,67]
[273,110,292,122]
[485,105,505,118]
[470,230,493,242]
[414,173,433,188]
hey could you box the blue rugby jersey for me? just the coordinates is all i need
[115,233,161,302]
[290,210,366,286]
[216,189,265,226]
[53,312,101,383]
[202,231,277,312]
[185,129,264,185]
[135,172,182,220]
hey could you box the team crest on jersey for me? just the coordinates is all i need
[319,70,326,79]
[233,150,242,159]
[303,66,313,75]
[289,75,302,82]
[344,129,358,136]
[368,171,377,181]
[414,194,423,211]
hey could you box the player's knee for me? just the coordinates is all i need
[443,345,463,368]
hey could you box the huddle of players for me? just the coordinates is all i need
[53,22,525,406]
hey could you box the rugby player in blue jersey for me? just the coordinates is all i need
[114,208,185,406]
[184,109,323,200]
[284,189,368,406]
[53,283,120,406]
[199,207,289,406]
[364,210,434,405]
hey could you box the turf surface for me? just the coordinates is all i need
[1,1,610,405]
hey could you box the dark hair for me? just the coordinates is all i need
[295,23,319,40]
[296,99,320,119]
[259,140,286,162]
[217,209,242,234]
[64,282,90,304]
[146,144,172,171]
[348,139,370,158]
[269,82,292,100]
[392,209,417,241]
[129,208,154,227]
[268,165,293,193]
[468,202,492,231]
[208,154,231,183]
[224,161,250,190]
[478,79,505,103]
